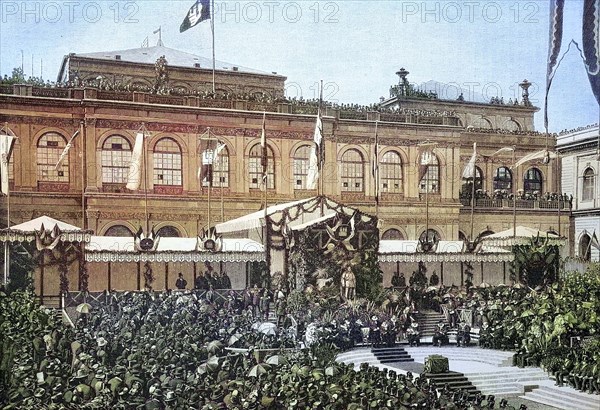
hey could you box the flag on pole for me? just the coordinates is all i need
[180,0,211,33]
[592,231,600,251]
[126,132,145,191]
[462,142,477,179]
[544,0,565,130]
[55,129,80,171]
[514,149,557,168]
[0,133,16,195]
[372,122,379,202]
[489,146,514,158]
[583,0,600,105]
[260,112,268,185]
[307,114,324,190]
[417,142,437,184]
[199,141,225,186]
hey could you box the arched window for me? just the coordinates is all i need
[504,120,521,132]
[341,149,364,192]
[380,151,403,193]
[37,132,69,182]
[419,229,441,242]
[458,231,467,242]
[472,117,492,129]
[419,152,440,193]
[101,135,132,184]
[292,145,311,190]
[156,226,181,238]
[582,168,595,201]
[153,138,182,186]
[523,168,543,194]
[248,143,275,189]
[494,166,513,191]
[104,225,134,237]
[382,228,404,240]
[579,233,591,261]
[213,144,229,188]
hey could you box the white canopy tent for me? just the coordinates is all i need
[480,226,565,248]
[85,236,265,263]
[378,240,513,263]
[0,215,92,243]
[215,197,342,234]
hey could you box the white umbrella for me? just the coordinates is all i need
[76,303,92,314]
[256,322,277,336]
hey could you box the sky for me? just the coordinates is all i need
[0,0,597,132]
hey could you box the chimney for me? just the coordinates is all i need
[232,66,238,71]
[115,55,121,60]
[194,63,201,68]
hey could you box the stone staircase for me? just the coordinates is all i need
[336,346,414,371]
[463,367,548,395]
[422,371,480,398]
[416,310,447,338]
[519,381,600,410]
[371,347,414,364]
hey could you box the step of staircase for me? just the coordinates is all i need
[422,371,480,397]
[415,311,448,337]
[371,347,414,363]
[520,384,600,410]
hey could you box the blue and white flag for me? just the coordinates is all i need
[180,0,211,33]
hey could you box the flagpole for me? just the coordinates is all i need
[207,128,212,232]
[470,149,476,241]
[142,125,149,233]
[425,160,429,242]
[2,123,14,286]
[80,121,86,229]
[4,126,10,285]
[318,80,325,217]
[220,144,224,222]
[512,147,517,238]
[374,121,379,218]
[211,0,216,93]
[556,151,561,237]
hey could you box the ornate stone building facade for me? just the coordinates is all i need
[0,51,569,248]
[557,124,600,261]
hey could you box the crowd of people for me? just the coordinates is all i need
[1,287,513,409]
[2,262,599,407]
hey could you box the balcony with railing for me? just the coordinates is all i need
[460,192,572,211]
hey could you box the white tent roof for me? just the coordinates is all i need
[0,216,91,243]
[215,197,340,234]
[378,240,513,263]
[9,216,82,232]
[481,226,564,247]
[482,226,560,240]
[379,240,502,254]
[379,240,419,254]
[85,236,265,263]
[86,236,264,253]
